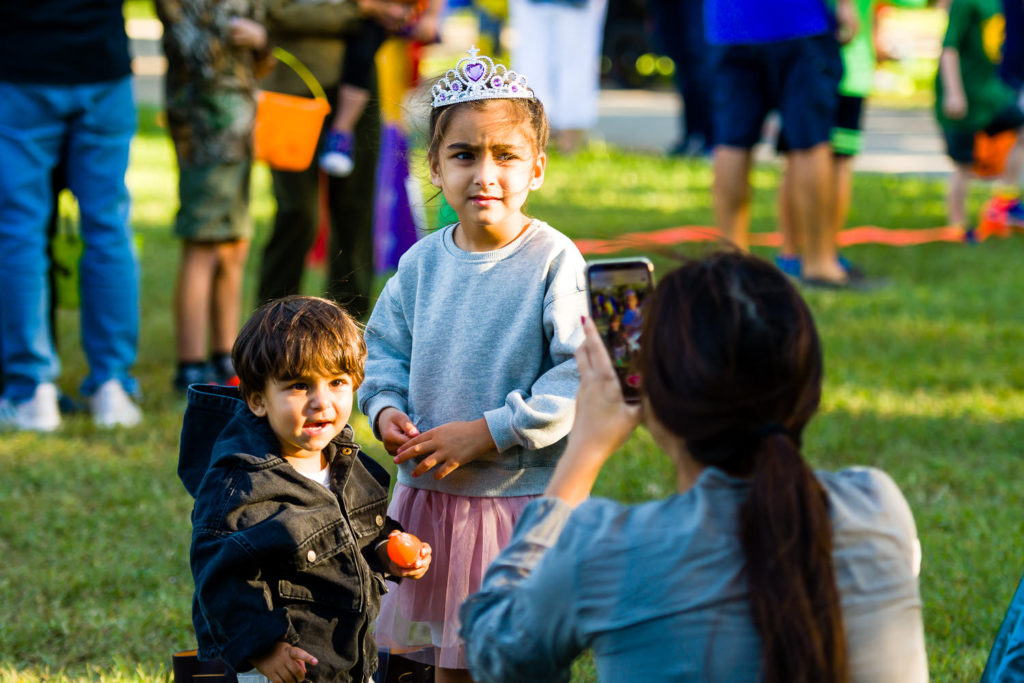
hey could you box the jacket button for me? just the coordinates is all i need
[375,515,384,526]
[341,447,352,455]
[307,550,317,563]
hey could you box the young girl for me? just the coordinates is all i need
[358,47,587,683]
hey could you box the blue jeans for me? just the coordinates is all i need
[0,77,139,400]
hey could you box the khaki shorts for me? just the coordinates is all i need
[174,161,253,242]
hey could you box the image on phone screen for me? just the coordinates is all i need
[585,258,655,403]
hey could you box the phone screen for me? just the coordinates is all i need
[585,258,655,403]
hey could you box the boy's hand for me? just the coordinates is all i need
[228,17,268,49]
[943,90,967,120]
[394,418,496,479]
[378,530,433,578]
[252,641,317,683]
[377,407,420,455]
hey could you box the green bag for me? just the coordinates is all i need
[50,189,82,310]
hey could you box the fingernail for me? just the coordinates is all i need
[580,316,586,324]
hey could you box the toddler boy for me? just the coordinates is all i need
[178,296,430,682]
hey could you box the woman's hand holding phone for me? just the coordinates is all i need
[544,317,642,507]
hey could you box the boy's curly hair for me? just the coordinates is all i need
[232,296,366,403]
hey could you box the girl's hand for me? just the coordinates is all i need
[227,17,268,49]
[394,418,497,479]
[544,317,642,507]
[379,530,433,578]
[252,641,318,683]
[377,407,420,455]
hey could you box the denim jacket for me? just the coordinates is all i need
[179,385,401,681]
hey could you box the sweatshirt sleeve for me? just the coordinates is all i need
[358,277,413,439]
[484,247,587,452]
[459,497,581,683]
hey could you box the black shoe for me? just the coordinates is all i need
[173,362,212,393]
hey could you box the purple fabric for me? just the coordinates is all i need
[373,123,421,272]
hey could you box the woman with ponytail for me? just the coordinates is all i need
[459,251,927,682]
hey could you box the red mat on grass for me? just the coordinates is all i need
[574,225,968,255]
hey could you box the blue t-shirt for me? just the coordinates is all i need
[705,0,832,45]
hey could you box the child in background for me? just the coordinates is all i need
[179,296,431,682]
[935,0,1024,233]
[358,48,587,683]
[156,0,272,392]
[318,0,443,177]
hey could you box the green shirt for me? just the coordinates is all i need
[839,0,927,97]
[935,0,1016,131]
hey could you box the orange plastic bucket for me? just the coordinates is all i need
[254,48,331,172]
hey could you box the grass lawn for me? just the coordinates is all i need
[2,104,1022,682]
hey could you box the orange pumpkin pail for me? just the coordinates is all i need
[254,48,331,171]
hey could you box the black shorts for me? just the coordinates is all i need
[942,103,1024,164]
[710,33,843,150]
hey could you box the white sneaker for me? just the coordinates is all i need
[90,378,142,428]
[0,382,61,432]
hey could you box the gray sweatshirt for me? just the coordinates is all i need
[358,220,587,497]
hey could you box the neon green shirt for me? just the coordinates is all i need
[839,0,927,97]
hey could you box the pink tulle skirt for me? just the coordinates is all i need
[374,484,537,670]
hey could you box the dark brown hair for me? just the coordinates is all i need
[427,97,550,160]
[638,251,848,683]
[232,296,366,403]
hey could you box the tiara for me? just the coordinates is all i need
[430,46,533,109]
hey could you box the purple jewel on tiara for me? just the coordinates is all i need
[466,62,485,82]
[491,77,502,87]
[452,82,461,92]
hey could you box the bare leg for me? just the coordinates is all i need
[435,668,476,683]
[209,239,250,355]
[790,143,845,282]
[330,84,371,134]
[713,146,753,250]
[777,155,801,257]
[947,162,971,228]
[174,241,218,362]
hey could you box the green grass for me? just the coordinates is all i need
[2,106,1021,681]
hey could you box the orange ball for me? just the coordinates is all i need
[387,532,423,568]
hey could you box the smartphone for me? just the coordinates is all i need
[585,257,655,403]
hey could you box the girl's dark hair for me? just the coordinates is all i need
[427,97,550,160]
[638,251,848,683]
[232,296,366,403]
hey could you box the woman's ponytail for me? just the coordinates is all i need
[739,432,848,683]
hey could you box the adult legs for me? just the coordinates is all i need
[175,241,218,363]
[789,142,844,281]
[326,90,379,318]
[0,82,70,400]
[713,146,754,250]
[258,164,320,303]
[66,77,140,396]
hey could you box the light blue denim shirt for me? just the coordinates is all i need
[460,466,927,682]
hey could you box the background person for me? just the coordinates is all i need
[706,0,856,286]
[156,0,274,393]
[256,0,404,318]
[461,251,928,683]
[0,0,142,430]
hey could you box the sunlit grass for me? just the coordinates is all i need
[2,105,1021,681]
